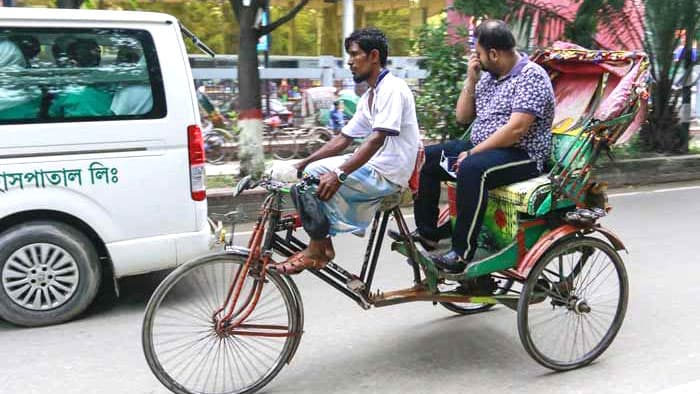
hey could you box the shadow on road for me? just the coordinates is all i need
[0,269,171,330]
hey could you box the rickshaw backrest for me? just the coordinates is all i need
[531,44,651,172]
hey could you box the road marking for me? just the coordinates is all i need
[654,379,700,394]
[610,185,700,198]
[231,184,700,236]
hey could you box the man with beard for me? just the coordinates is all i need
[271,28,420,275]
[409,19,555,275]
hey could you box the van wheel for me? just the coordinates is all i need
[0,221,101,327]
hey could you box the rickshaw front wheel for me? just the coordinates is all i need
[142,253,303,394]
[517,237,628,371]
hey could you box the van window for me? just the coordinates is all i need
[0,28,166,124]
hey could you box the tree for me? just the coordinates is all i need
[451,0,700,153]
[641,0,700,153]
[56,0,83,7]
[414,15,468,140]
[452,0,626,49]
[230,0,309,177]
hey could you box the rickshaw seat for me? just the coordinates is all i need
[379,189,413,211]
[488,175,553,215]
[379,146,425,212]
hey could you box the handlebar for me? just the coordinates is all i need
[232,174,319,198]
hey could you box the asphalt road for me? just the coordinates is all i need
[2,181,700,394]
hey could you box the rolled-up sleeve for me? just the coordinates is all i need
[512,70,553,119]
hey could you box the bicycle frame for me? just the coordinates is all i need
[221,185,517,316]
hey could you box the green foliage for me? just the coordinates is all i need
[365,8,413,56]
[564,0,625,49]
[452,0,624,50]
[269,5,320,55]
[115,0,238,55]
[452,0,507,18]
[19,0,239,54]
[414,16,468,140]
[641,0,700,152]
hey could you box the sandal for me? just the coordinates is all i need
[270,252,329,275]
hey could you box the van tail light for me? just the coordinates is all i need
[188,125,206,201]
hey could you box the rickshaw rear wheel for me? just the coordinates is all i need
[517,237,628,371]
[439,276,514,315]
[142,253,303,394]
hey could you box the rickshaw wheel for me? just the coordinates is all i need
[439,276,514,315]
[142,253,303,394]
[517,237,628,371]
[204,131,227,164]
[268,129,299,160]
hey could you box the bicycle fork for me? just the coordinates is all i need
[212,201,296,339]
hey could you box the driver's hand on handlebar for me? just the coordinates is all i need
[293,161,306,179]
[316,171,341,201]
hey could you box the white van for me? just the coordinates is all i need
[0,8,212,326]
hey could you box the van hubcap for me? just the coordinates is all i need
[2,244,80,311]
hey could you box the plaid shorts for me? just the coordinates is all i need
[304,154,401,236]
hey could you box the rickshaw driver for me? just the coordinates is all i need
[270,27,420,275]
[409,20,556,273]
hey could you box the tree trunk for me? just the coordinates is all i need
[678,0,697,153]
[56,0,84,8]
[236,2,265,178]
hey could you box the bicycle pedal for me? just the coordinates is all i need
[346,279,366,292]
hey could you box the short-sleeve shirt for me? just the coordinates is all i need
[471,54,555,171]
[342,71,420,187]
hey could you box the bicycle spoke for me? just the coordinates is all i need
[145,256,300,394]
[520,239,627,370]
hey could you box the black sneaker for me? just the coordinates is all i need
[387,229,439,251]
[432,250,466,273]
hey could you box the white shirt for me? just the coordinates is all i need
[341,71,420,187]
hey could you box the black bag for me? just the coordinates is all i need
[290,183,330,241]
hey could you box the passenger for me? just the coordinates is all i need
[270,28,421,275]
[110,46,153,116]
[0,39,25,69]
[327,99,345,133]
[9,35,40,67]
[410,20,555,273]
[51,35,75,67]
[0,39,41,120]
[48,38,113,118]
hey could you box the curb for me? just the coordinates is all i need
[207,154,700,220]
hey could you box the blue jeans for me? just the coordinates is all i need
[413,140,541,260]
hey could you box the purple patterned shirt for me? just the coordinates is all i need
[471,54,555,171]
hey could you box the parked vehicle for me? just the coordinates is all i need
[0,8,213,326]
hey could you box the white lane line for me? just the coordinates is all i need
[231,184,700,235]
[654,379,700,394]
[610,185,700,198]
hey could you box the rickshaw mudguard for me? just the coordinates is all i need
[514,223,626,279]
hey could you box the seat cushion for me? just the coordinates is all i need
[488,174,552,215]
[445,174,551,216]
[379,189,413,211]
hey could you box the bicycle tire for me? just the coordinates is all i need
[269,130,298,160]
[517,237,628,371]
[205,132,226,164]
[142,252,303,394]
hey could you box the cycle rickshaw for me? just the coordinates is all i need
[142,45,650,394]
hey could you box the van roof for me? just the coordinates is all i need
[0,7,178,24]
